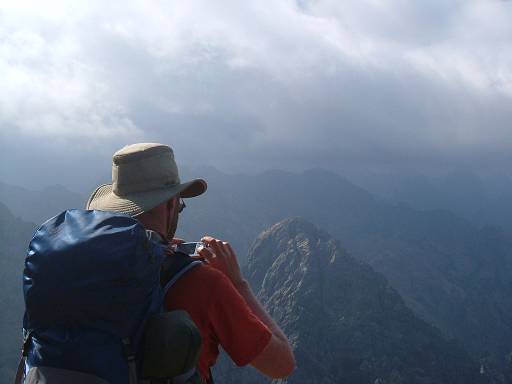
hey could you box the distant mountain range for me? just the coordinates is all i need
[359,169,512,233]
[2,167,512,381]
[177,168,512,379]
[215,218,484,383]
[0,182,86,225]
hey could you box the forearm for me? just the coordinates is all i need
[235,278,295,377]
[198,237,295,377]
[234,279,289,344]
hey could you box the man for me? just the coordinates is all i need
[86,143,295,383]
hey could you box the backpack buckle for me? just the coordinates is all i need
[121,338,135,360]
[21,330,33,357]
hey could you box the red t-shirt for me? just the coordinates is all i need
[164,263,272,382]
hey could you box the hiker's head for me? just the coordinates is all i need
[86,143,206,237]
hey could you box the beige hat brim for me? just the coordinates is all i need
[85,178,207,217]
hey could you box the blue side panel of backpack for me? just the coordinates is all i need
[23,209,165,384]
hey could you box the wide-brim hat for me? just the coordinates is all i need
[86,143,207,217]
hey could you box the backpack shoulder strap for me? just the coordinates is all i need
[144,230,203,295]
[160,251,203,296]
[14,330,33,384]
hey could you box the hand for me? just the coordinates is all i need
[170,237,185,245]
[163,238,185,257]
[199,236,245,288]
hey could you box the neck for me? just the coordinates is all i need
[137,211,167,239]
[135,198,178,240]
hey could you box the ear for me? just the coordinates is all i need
[167,196,178,212]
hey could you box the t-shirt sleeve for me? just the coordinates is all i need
[208,272,272,367]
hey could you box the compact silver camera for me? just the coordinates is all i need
[175,242,206,256]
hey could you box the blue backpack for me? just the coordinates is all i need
[17,209,202,384]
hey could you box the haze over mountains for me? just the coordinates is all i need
[2,167,512,382]
[0,182,86,225]
[361,169,512,233]
[4,167,512,236]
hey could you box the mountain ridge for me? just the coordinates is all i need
[4,168,512,378]
[216,217,484,383]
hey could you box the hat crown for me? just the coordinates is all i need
[112,143,180,196]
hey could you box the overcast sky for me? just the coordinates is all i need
[0,0,511,191]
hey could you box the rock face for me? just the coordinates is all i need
[216,218,484,384]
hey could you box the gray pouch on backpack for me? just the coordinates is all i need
[24,366,109,384]
[142,310,202,384]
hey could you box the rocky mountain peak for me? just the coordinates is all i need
[236,218,483,384]
[246,217,341,290]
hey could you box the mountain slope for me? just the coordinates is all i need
[0,202,35,382]
[5,168,512,377]
[177,168,512,375]
[216,218,484,383]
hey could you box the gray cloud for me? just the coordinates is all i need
[1,0,511,191]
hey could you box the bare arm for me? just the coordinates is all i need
[234,279,295,377]
[199,237,296,378]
